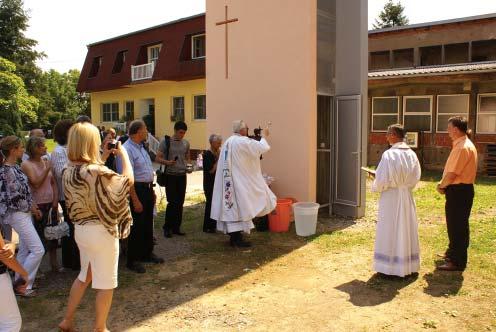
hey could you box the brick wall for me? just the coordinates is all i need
[367,132,494,172]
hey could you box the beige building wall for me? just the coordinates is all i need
[89,79,207,150]
[206,0,317,201]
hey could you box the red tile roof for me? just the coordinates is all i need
[77,14,205,93]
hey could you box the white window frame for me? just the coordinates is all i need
[172,96,185,122]
[101,102,119,123]
[436,94,470,133]
[193,94,206,121]
[477,93,496,134]
[147,44,162,64]
[371,96,400,132]
[191,34,206,59]
[403,95,433,133]
[125,101,134,120]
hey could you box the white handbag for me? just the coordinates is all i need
[43,207,70,240]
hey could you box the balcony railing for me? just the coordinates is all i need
[131,62,155,81]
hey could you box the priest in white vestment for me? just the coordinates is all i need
[211,120,277,247]
[371,124,421,277]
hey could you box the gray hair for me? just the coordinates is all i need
[232,120,247,134]
[209,134,222,144]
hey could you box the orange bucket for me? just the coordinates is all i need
[283,197,298,222]
[268,198,293,232]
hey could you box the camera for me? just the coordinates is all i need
[248,127,262,141]
[107,141,117,150]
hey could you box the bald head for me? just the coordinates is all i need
[29,129,45,138]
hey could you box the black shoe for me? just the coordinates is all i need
[127,262,146,273]
[173,231,186,236]
[229,232,252,248]
[204,229,216,234]
[163,229,172,238]
[143,253,164,264]
[235,239,252,248]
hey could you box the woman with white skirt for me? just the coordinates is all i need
[58,122,134,332]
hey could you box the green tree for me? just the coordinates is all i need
[373,0,409,29]
[0,0,45,93]
[0,57,38,135]
[33,69,90,128]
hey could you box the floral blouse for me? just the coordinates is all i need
[0,164,33,217]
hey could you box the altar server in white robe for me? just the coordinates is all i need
[371,124,421,277]
[211,120,276,247]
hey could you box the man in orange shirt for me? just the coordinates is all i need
[436,116,477,271]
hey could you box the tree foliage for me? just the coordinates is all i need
[0,57,38,135]
[0,0,89,131]
[33,69,90,129]
[373,0,409,29]
[0,0,44,92]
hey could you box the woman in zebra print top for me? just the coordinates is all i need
[58,122,134,332]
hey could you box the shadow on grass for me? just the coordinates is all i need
[423,268,464,297]
[335,273,418,307]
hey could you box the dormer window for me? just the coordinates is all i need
[147,44,162,65]
[89,56,102,78]
[112,50,127,74]
[192,34,206,59]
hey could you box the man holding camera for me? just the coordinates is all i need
[211,120,276,247]
[116,120,164,273]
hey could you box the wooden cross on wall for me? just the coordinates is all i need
[216,5,239,79]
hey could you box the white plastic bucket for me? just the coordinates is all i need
[293,202,320,236]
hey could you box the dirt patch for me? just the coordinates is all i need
[20,216,496,332]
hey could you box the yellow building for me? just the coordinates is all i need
[77,14,207,153]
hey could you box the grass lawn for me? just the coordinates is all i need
[45,138,56,153]
[19,172,496,331]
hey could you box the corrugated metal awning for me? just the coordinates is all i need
[369,61,496,79]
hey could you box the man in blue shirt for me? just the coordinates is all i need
[117,120,163,273]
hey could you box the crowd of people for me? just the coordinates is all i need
[0,116,275,331]
[0,114,477,331]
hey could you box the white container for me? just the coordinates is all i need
[293,202,320,236]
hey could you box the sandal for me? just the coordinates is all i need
[15,288,37,298]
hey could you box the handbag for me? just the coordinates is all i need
[156,135,171,187]
[44,207,70,240]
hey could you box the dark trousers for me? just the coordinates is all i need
[127,184,155,265]
[445,184,474,269]
[203,185,216,231]
[163,174,187,233]
[60,201,80,270]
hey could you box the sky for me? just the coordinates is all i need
[22,0,496,73]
